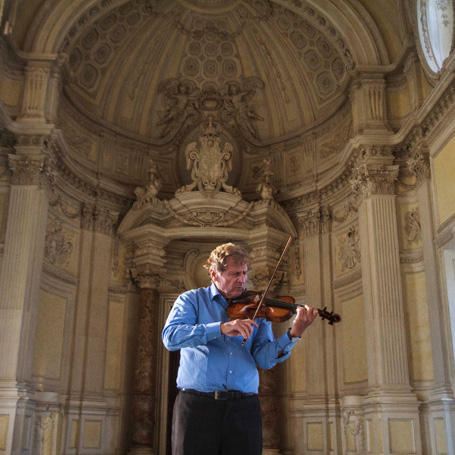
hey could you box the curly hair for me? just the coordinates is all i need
[204,243,250,273]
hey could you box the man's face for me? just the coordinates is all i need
[211,256,248,299]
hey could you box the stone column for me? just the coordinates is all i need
[294,207,338,454]
[350,147,421,454]
[129,285,160,455]
[0,142,50,454]
[125,235,169,455]
[298,207,332,398]
[407,145,455,452]
[248,232,292,455]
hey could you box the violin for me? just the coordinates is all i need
[227,290,341,325]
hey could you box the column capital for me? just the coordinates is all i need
[407,145,431,186]
[297,206,331,237]
[8,153,45,185]
[81,204,118,235]
[350,160,399,201]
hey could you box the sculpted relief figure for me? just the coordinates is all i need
[134,159,162,208]
[254,158,277,202]
[177,117,240,197]
[155,77,265,140]
[337,226,361,271]
[221,77,265,139]
[157,78,201,138]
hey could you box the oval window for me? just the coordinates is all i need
[417,0,454,72]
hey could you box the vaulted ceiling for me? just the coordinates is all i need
[13,0,406,145]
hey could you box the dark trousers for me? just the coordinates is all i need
[172,390,262,455]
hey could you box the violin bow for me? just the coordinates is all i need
[242,235,293,345]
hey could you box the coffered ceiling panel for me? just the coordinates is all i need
[57,0,358,143]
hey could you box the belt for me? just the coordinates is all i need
[180,388,257,400]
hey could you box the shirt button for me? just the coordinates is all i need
[229,370,232,374]
[230,352,233,355]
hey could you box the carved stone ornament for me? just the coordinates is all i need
[131,289,158,447]
[33,412,62,455]
[337,226,361,272]
[45,220,73,267]
[298,206,331,237]
[81,204,118,234]
[407,147,431,185]
[404,208,422,245]
[254,158,277,202]
[133,158,162,209]
[156,76,264,139]
[177,117,240,197]
[342,409,366,454]
[8,154,45,185]
[350,163,399,202]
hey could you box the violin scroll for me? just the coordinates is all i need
[317,307,341,325]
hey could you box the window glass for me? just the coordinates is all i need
[417,0,454,72]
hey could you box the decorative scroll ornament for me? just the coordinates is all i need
[177,117,240,197]
[133,158,162,208]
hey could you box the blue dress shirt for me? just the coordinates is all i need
[162,283,298,393]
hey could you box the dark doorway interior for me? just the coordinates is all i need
[166,350,180,455]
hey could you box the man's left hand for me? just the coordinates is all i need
[289,305,318,338]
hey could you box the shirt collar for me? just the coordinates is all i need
[210,282,227,305]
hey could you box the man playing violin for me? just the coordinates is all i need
[162,242,318,455]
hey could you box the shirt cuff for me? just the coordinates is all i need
[205,322,222,340]
[276,332,297,353]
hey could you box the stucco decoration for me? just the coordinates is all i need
[336,226,361,273]
[134,159,162,209]
[254,159,277,203]
[156,77,265,140]
[59,0,355,141]
[404,208,422,246]
[177,117,240,196]
[44,220,74,268]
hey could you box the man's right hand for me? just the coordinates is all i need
[221,319,258,339]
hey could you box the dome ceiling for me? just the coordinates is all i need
[60,0,355,144]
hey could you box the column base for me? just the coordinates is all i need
[128,446,154,455]
[262,449,281,455]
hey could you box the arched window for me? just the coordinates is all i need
[417,0,454,72]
